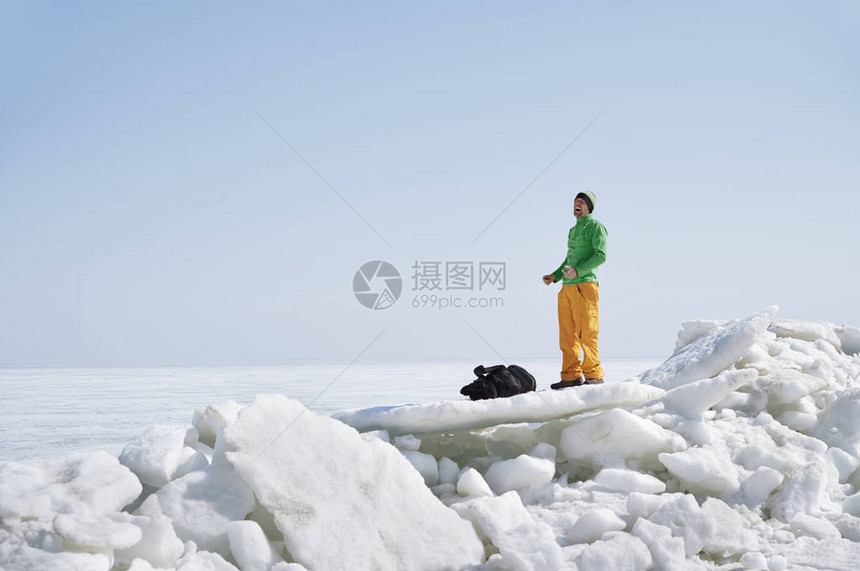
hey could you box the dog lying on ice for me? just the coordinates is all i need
[460,364,537,400]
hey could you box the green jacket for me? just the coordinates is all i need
[552,214,608,285]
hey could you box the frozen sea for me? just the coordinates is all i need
[0,358,659,464]
[6,310,860,570]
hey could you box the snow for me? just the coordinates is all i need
[113,510,184,568]
[630,518,688,571]
[646,493,716,557]
[639,305,776,390]
[574,532,652,570]
[0,451,141,570]
[4,306,860,569]
[221,393,484,570]
[147,463,256,556]
[741,466,785,506]
[193,401,245,450]
[484,454,555,494]
[559,408,685,472]
[770,319,844,351]
[438,456,460,485]
[225,521,284,571]
[662,368,757,417]
[119,425,192,488]
[814,387,860,457]
[457,468,494,498]
[658,447,741,496]
[740,551,768,569]
[401,450,440,487]
[450,491,563,570]
[52,513,142,551]
[172,542,238,570]
[593,467,666,494]
[565,508,626,543]
[332,381,664,435]
[835,324,860,355]
[394,433,422,451]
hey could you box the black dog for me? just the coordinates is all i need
[460,364,537,401]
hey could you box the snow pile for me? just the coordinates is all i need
[0,395,484,570]
[222,394,484,570]
[3,305,860,569]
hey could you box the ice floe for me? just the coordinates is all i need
[3,306,860,570]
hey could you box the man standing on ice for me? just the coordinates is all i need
[542,191,608,389]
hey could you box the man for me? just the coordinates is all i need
[542,191,608,389]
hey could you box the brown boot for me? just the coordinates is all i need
[584,378,603,385]
[551,376,585,390]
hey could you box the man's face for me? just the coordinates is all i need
[574,197,590,218]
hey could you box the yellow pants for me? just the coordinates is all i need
[558,283,604,381]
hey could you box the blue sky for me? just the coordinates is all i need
[2,1,858,366]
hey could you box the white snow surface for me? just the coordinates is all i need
[332,381,663,435]
[4,306,860,570]
[119,424,191,488]
[639,305,777,390]
[221,393,484,570]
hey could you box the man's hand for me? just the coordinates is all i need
[542,274,555,285]
[563,265,578,279]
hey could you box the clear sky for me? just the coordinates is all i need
[2,1,858,367]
